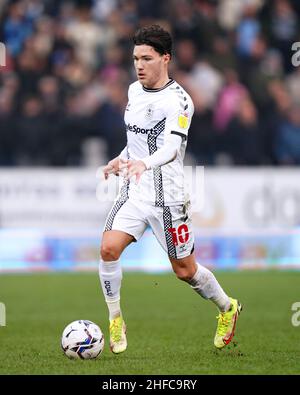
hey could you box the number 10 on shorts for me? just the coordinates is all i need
[168,225,189,246]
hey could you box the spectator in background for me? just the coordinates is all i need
[65,3,115,70]
[285,66,300,105]
[192,0,222,54]
[0,90,16,165]
[207,35,237,73]
[1,0,300,167]
[188,59,224,111]
[261,79,292,164]
[268,78,292,115]
[174,39,197,72]
[136,0,167,23]
[239,34,277,112]
[103,6,137,70]
[30,15,55,61]
[0,72,19,132]
[37,75,66,166]
[38,75,61,114]
[236,4,261,58]
[188,108,217,166]
[269,0,299,72]
[50,22,76,81]
[217,0,245,32]
[95,78,127,158]
[92,0,118,23]
[3,1,34,57]
[16,95,49,165]
[219,96,263,165]
[16,45,44,99]
[213,68,248,133]
[274,104,300,165]
[170,0,202,47]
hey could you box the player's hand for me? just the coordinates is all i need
[125,160,147,184]
[103,158,128,180]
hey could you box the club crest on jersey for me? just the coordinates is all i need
[178,111,189,129]
[145,104,154,119]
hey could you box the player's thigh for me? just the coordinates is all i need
[104,199,147,239]
[101,199,147,260]
[149,203,195,261]
[100,230,135,261]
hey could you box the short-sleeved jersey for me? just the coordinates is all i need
[122,79,194,206]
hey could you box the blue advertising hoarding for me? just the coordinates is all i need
[0,228,299,273]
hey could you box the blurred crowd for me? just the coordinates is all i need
[1,0,300,166]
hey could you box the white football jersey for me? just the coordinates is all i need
[122,79,194,206]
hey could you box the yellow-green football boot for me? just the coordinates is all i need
[109,315,127,354]
[214,298,242,349]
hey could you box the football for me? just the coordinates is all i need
[61,320,104,360]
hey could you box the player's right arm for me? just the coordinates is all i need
[103,147,128,180]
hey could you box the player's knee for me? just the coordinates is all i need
[100,242,121,262]
[174,267,193,283]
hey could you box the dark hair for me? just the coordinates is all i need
[133,25,172,57]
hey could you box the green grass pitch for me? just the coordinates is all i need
[0,271,299,375]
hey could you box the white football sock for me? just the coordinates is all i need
[189,262,230,312]
[99,259,122,320]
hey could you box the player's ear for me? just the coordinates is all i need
[163,53,171,64]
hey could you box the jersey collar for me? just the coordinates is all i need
[142,79,174,92]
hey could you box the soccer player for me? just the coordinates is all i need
[99,25,242,354]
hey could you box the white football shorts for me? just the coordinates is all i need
[104,198,195,259]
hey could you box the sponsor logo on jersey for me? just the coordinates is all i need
[126,123,157,135]
[178,111,189,129]
[145,104,154,119]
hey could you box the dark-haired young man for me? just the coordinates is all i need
[99,25,242,354]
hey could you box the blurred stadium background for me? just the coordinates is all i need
[1,0,300,273]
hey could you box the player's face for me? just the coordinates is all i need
[133,45,170,89]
